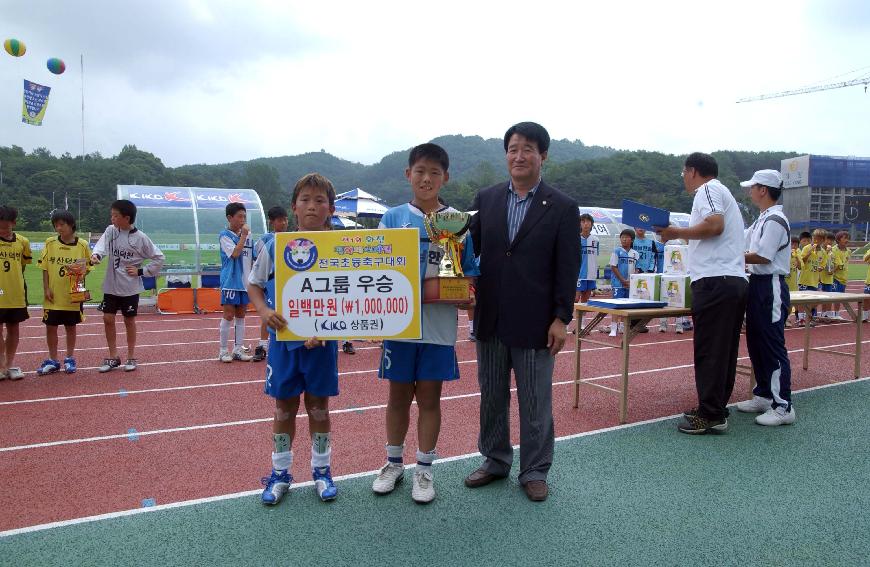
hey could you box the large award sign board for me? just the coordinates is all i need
[275,229,421,341]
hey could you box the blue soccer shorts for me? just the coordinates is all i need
[264,337,339,400]
[819,283,835,292]
[379,340,459,383]
[612,287,629,299]
[832,281,846,293]
[577,280,597,292]
[221,289,249,306]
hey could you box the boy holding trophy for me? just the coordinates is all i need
[372,143,479,503]
[37,210,92,375]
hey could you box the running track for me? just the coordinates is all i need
[1,282,867,533]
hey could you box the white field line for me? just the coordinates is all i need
[2,375,866,539]
[2,340,866,450]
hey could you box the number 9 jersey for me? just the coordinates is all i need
[0,233,32,308]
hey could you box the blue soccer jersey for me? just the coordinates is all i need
[609,247,639,289]
[632,236,657,272]
[378,203,480,346]
[578,234,600,282]
[219,228,254,291]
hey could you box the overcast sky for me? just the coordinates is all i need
[2,0,869,168]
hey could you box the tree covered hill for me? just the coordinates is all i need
[0,137,799,231]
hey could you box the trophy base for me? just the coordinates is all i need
[422,277,473,305]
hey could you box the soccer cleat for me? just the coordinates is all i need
[658,324,667,333]
[123,359,138,372]
[232,350,253,362]
[675,326,684,334]
[372,462,405,494]
[736,395,773,413]
[219,351,233,363]
[0,369,6,381]
[411,469,435,504]
[342,341,356,355]
[677,414,727,435]
[682,320,693,332]
[98,358,122,373]
[755,406,796,426]
[260,469,292,505]
[7,367,24,381]
[63,356,77,374]
[37,359,61,376]
[252,345,267,362]
[313,466,338,501]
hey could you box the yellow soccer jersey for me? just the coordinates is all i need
[819,248,834,285]
[832,247,850,284]
[864,249,870,285]
[798,244,822,287]
[0,233,32,308]
[786,249,802,291]
[39,236,92,311]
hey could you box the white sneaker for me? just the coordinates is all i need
[7,367,24,380]
[219,351,233,363]
[658,325,667,333]
[608,329,617,337]
[372,462,404,494]
[736,395,773,413]
[675,326,684,334]
[411,469,435,503]
[232,350,253,362]
[755,406,796,426]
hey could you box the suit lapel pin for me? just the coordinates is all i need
[542,200,547,206]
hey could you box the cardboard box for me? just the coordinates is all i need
[660,275,692,308]
[629,273,661,301]
[664,245,689,274]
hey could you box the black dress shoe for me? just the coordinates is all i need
[464,468,507,488]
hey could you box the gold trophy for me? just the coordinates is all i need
[422,211,474,304]
[68,259,90,303]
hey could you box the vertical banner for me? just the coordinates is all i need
[275,228,421,341]
[22,80,51,126]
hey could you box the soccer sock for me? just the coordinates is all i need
[311,432,332,470]
[272,433,292,471]
[864,310,869,320]
[416,448,436,473]
[386,444,404,464]
[233,318,246,351]
[219,318,231,352]
[610,321,618,334]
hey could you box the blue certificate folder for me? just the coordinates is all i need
[621,199,670,231]
[587,298,668,309]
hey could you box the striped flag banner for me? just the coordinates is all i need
[22,79,51,126]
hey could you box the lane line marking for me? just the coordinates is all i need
[2,376,866,538]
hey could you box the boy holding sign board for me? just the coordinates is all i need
[247,173,340,506]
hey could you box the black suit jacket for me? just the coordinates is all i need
[470,180,581,349]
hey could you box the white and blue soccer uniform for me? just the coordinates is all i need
[632,236,657,273]
[577,234,600,292]
[247,238,338,400]
[219,228,254,305]
[377,203,480,383]
[609,248,639,299]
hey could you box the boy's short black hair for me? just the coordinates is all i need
[267,206,288,221]
[408,143,449,172]
[503,122,550,154]
[225,202,246,218]
[0,205,18,222]
[620,228,636,242]
[684,152,719,178]
[799,231,812,240]
[51,209,76,231]
[111,199,137,224]
[791,235,800,244]
[835,231,849,242]
[579,213,594,223]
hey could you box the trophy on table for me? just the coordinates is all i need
[422,211,474,304]
[68,259,90,303]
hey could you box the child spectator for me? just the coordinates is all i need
[37,210,91,375]
[607,229,639,336]
[90,199,165,372]
[248,173,340,506]
[830,231,851,322]
[797,229,825,327]
[818,231,836,322]
[251,206,289,362]
[0,205,32,380]
[784,235,803,327]
[371,143,479,504]
[573,213,599,333]
[218,202,255,362]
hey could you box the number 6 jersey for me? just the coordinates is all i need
[39,235,92,311]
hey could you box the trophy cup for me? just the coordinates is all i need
[422,211,474,304]
[68,259,90,303]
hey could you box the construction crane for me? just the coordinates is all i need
[736,73,870,103]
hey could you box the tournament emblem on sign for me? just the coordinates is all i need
[639,213,650,223]
[284,238,318,271]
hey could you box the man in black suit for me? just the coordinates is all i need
[464,122,580,501]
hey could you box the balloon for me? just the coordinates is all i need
[46,57,65,74]
[3,38,26,57]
